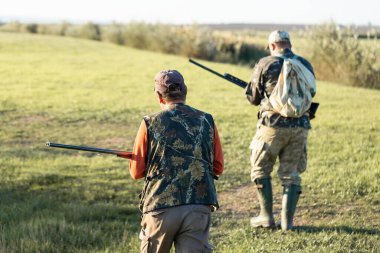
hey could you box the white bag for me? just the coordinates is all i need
[269,57,316,117]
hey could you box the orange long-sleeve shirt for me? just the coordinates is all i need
[129,120,224,179]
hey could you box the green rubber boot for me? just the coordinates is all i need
[250,178,275,228]
[281,184,302,231]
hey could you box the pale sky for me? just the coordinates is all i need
[1,0,380,26]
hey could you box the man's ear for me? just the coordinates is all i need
[156,92,165,104]
[270,43,276,51]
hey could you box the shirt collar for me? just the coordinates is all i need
[273,48,294,58]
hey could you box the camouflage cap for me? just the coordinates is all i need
[266,30,291,49]
[154,70,187,99]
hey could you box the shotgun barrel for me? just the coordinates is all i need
[188,58,319,118]
[46,142,132,159]
[189,58,247,88]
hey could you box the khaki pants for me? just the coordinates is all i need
[250,125,309,186]
[139,205,213,253]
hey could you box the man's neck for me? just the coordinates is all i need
[160,100,186,110]
[167,99,185,104]
[272,48,292,57]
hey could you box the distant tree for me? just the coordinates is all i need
[79,22,101,40]
[24,23,38,33]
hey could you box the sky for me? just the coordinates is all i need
[1,0,380,26]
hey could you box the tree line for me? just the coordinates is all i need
[1,21,379,89]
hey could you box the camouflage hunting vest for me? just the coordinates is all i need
[140,103,218,213]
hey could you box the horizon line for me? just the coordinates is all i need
[1,15,380,28]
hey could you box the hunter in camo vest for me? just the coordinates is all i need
[129,70,224,253]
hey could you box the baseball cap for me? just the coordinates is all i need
[265,30,291,50]
[154,70,187,99]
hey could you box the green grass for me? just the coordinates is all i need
[0,32,379,252]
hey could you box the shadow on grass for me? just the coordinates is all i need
[294,225,379,235]
[0,173,142,252]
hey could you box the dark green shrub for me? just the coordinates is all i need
[236,42,267,65]
[24,23,38,33]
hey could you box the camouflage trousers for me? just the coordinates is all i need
[250,125,309,186]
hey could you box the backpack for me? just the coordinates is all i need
[268,57,316,118]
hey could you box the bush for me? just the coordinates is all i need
[64,25,81,38]
[118,23,265,65]
[79,22,101,40]
[236,42,267,65]
[212,34,267,65]
[150,25,183,54]
[172,25,217,61]
[123,22,151,49]
[24,23,38,33]
[0,21,266,68]
[36,22,72,36]
[101,23,125,45]
[192,29,218,61]
[307,22,380,89]
[0,21,22,33]
[0,22,39,34]
[56,22,71,36]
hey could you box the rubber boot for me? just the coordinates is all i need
[250,178,275,228]
[281,184,302,231]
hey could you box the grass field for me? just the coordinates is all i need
[0,32,379,253]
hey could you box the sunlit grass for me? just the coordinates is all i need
[0,32,379,252]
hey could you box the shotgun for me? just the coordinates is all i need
[188,58,319,118]
[46,142,132,159]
